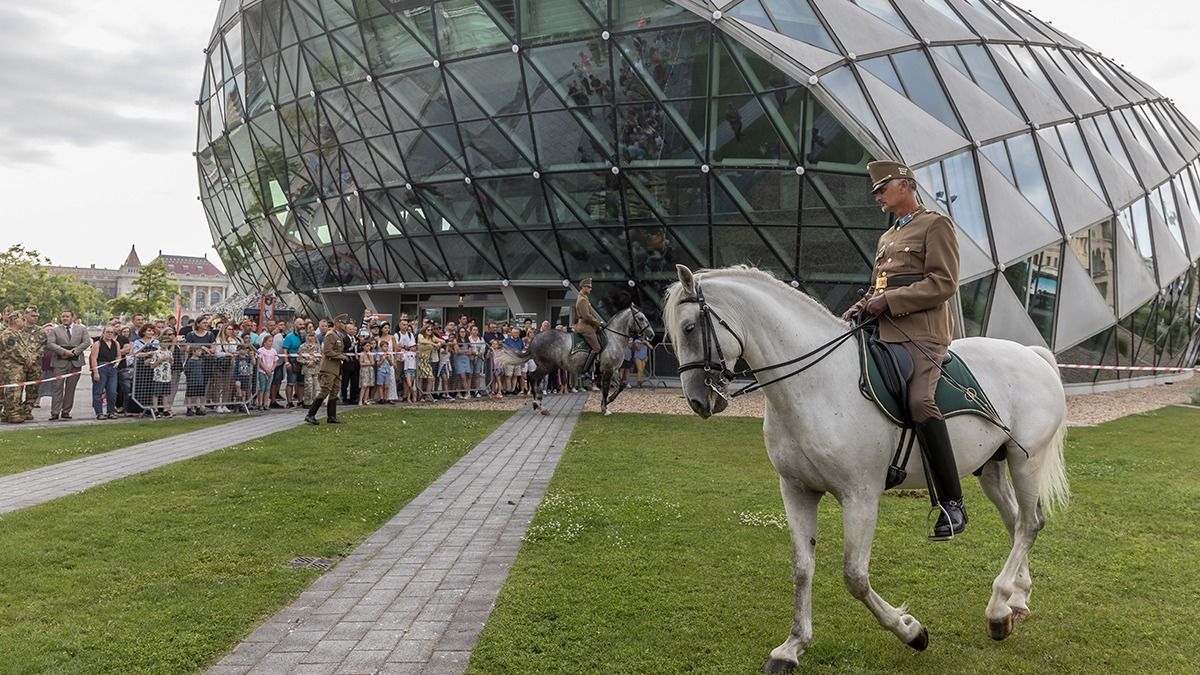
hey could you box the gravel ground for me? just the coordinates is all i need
[401,380,1199,427]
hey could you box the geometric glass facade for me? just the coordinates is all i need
[198,0,1200,383]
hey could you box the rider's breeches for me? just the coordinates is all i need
[901,340,947,422]
[583,332,601,353]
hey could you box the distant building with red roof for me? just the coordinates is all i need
[51,245,234,313]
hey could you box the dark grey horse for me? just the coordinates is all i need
[494,306,654,415]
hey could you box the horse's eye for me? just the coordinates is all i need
[685,323,695,334]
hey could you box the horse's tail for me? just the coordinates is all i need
[1028,345,1070,513]
[494,346,532,369]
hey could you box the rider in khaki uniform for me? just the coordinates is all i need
[843,160,965,540]
[305,313,349,425]
[573,278,606,376]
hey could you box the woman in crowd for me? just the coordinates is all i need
[377,323,397,404]
[451,326,472,400]
[468,324,487,398]
[211,323,239,412]
[395,320,417,401]
[417,324,443,402]
[255,333,278,411]
[185,315,216,408]
[89,325,120,419]
[358,337,376,406]
[161,327,185,408]
[128,324,160,415]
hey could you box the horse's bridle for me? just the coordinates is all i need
[603,306,652,341]
[675,280,746,399]
[675,279,864,399]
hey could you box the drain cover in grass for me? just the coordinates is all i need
[285,556,337,570]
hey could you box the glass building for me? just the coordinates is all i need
[197,0,1200,383]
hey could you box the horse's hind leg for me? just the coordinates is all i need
[984,456,1043,640]
[840,495,928,649]
[977,459,1032,620]
[764,478,821,673]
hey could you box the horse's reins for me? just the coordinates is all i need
[675,280,864,400]
[601,307,651,340]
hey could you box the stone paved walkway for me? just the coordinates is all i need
[209,393,587,675]
[0,411,305,514]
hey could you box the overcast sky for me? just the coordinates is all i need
[0,0,1196,273]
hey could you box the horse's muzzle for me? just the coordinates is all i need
[688,389,729,418]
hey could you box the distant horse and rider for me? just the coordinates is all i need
[496,278,654,416]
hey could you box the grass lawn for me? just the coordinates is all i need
[0,407,510,673]
[469,407,1200,674]
[0,415,243,477]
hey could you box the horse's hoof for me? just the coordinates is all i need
[761,658,796,673]
[906,625,929,651]
[1010,606,1030,621]
[987,612,1014,641]
[539,407,550,416]
[603,409,613,416]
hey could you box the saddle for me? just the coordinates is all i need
[856,324,996,488]
[570,330,607,356]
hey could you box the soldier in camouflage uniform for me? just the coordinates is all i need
[20,306,44,420]
[1,309,27,424]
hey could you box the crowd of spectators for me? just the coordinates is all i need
[0,305,654,424]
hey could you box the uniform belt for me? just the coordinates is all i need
[884,274,923,288]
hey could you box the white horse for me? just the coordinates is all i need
[663,265,1069,672]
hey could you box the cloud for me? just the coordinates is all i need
[0,2,210,164]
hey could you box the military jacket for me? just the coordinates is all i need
[854,208,960,346]
[573,294,603,336]
[1,328,23,369]
[320,329,347,375]
[22,326,45,363]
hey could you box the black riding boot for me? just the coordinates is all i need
[305,396,323,425]
[326,398,341,424]
[914,417,968,540]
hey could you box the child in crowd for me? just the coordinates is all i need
[150,339,174,416]
[402,341,418,403]
[489,340,505,399]
[256,334,278,410]
[232,333,254,405]
[375,337,395,404]
[298,331,321,407]
[184,345,208,416]
[358,337,376,405]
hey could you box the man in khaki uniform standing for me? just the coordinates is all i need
[843,160,965,540]
[573,278,605,377]
[305,313,350,425]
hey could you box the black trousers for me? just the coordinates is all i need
[341,360,359,402]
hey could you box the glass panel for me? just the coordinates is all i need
[1091,113,1137,178]
[1173,170,1200,223]
[807,173,881,228]
[851,0,912,34]
[1058,328,1111,384]
[361,13,434,73]
[980,140,1015,184]
[549,172,624,226]
[920,0,967,27]
[531,110,612,170]
[799,225,869,281]
[1054,122,1105,198]
[760,0,838,52]
[711,96,790,165]
[959,274,992,337]
[1005,244,1060,342]
[627,171,707,225]
[728,0,775,32]
[713,226,790,274]
[612,0,694,31]
[519,0,600,44]
[861,56,904,94]
[932,46,970,78]
[618,26,710,101]
[1119,198,1154,274]
[890,50,962,134]
[434,0,510,59]
[492,231,562,277]
[526,41,612,111]
[717,170,800,224]
[805,97,871,169]
[941,151,989,245]
[957,44,1021,116]
[821,67,886,146]
[1155,184,1186,252]
[379,67,454,126]
[1007,133,1057,227]
[1067,219,1116,311]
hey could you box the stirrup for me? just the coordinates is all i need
[926,503,955,542]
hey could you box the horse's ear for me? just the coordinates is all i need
[676,264,695,295]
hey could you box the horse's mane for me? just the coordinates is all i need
[663,266,840,344]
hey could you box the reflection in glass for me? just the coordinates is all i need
[959,274,992,337]
[759,0,838,52]
[1067,220,1116,311]
[890,50,963,134]
[1154,184,1186,252]
[434,0,509,58]
[1004,243,1060,342]
[1006,133,1058,228]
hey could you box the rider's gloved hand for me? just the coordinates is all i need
[864,294,889,317]
[840,306,861,322]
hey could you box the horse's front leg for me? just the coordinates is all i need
[764,478,820,673]
[841,495,929,649]
[600,369,613,416]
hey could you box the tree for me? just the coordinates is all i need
[109,259,179,319]
[0,244,107,323]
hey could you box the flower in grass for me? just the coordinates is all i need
[737,510,788,529]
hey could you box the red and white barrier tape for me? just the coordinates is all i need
[0,356,124,389]
[1056,364,1198,372]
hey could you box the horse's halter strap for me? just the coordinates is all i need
[676,280,864,398]
[602,307,650,340]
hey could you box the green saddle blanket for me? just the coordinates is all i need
[571,331,607,354]
[859,338,994,426]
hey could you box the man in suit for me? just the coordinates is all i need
[46,309,93,421]
[573,278,606,378]
[306,313,350,425]
[842,160,964,541]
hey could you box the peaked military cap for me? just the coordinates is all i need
[579,277,593,288]
[334,313,349,322]
[867,160,915,192]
